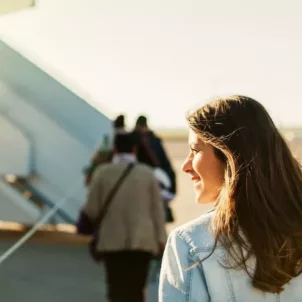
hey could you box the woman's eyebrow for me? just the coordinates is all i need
[190,143,203,149]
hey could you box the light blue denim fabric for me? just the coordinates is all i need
[159,210,302,301]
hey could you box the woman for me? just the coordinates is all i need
[159,95,302,301]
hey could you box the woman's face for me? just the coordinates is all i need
[182,129,225,204]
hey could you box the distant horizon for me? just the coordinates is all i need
[156,126,302,142]
[155,125,302,131]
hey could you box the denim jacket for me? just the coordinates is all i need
[159,210,302,301]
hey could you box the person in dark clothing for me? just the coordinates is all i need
[150,134,177,195]
[132,116,177,223]
[132,116,160,167]
[132,115,177,195]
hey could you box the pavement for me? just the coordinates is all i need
[0,231,159,302]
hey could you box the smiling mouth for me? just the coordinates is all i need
[191,177,201,187]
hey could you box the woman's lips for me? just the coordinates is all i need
[191,176,201,188]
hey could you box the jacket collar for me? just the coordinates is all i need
[112,153,137,164]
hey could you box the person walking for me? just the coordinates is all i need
[80,133,167,302]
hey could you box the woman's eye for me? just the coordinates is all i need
[190,147,199,154]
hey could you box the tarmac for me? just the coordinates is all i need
[0,232,160,302]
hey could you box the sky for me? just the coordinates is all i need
[0,0,302,129]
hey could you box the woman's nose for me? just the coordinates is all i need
[181,156,192,173]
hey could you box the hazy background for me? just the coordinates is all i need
[1,0,302,129]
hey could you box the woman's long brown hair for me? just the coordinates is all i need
[187,95,302,293]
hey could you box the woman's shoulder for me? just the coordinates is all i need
[170,209,216,253]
